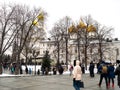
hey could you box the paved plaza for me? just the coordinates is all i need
[0,73,120,90]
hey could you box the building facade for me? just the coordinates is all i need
[32,38,120,65]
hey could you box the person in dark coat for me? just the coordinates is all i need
[98,63,108,89]
[97,62,100,74]
[58,65,64,75]
[53,66,57,75]
[107,63,115,88]
[41,66,45,75]
[81,64,85,74]
[114,64,120,88]
[25,65,28,74]
[20,66,23,74]
[89,61,95,77]
[37,69,40,75]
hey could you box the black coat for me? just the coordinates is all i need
[115,66,120,86]
[108,65,115,78]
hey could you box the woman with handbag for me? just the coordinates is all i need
[73,60,83,90]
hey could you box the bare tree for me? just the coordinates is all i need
[95,23,113,62]
[68,15,98,69]
[11,5,46,74]
[0,4,20,74]
[22,27,46,64]
[49,16,73,67]
[80,15,97,69]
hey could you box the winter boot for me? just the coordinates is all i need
[108,83,110,88]
[98,84,101,87]
[112,83,114,88]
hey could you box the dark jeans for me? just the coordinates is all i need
[73,79,81,90]
[99,74,108,87]
[108,78,114,84]
[90,70,94,77]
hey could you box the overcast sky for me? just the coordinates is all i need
[1,0,120,39]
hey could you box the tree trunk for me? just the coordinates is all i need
[57,41,60,65]
[78,38,80,61]
[99,43,103,62]
[0,63,2,74]
[65,38,68,68]
[15,53,20,75]
[0,55,3,74]
[15,63,19,75]
[84,46,87,70]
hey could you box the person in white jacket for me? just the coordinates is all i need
[73,60,82,90]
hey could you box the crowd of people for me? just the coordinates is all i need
[97,61,115,89]
[1,60,120,90]
[96,61,120,89]
[72,60,120,90]
[88,60,120,89]
[2,62,65,75]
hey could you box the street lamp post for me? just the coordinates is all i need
[32,50,39,75]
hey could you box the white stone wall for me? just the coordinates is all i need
[21,39,120,64]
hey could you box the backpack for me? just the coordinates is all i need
[102,65,108,73]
